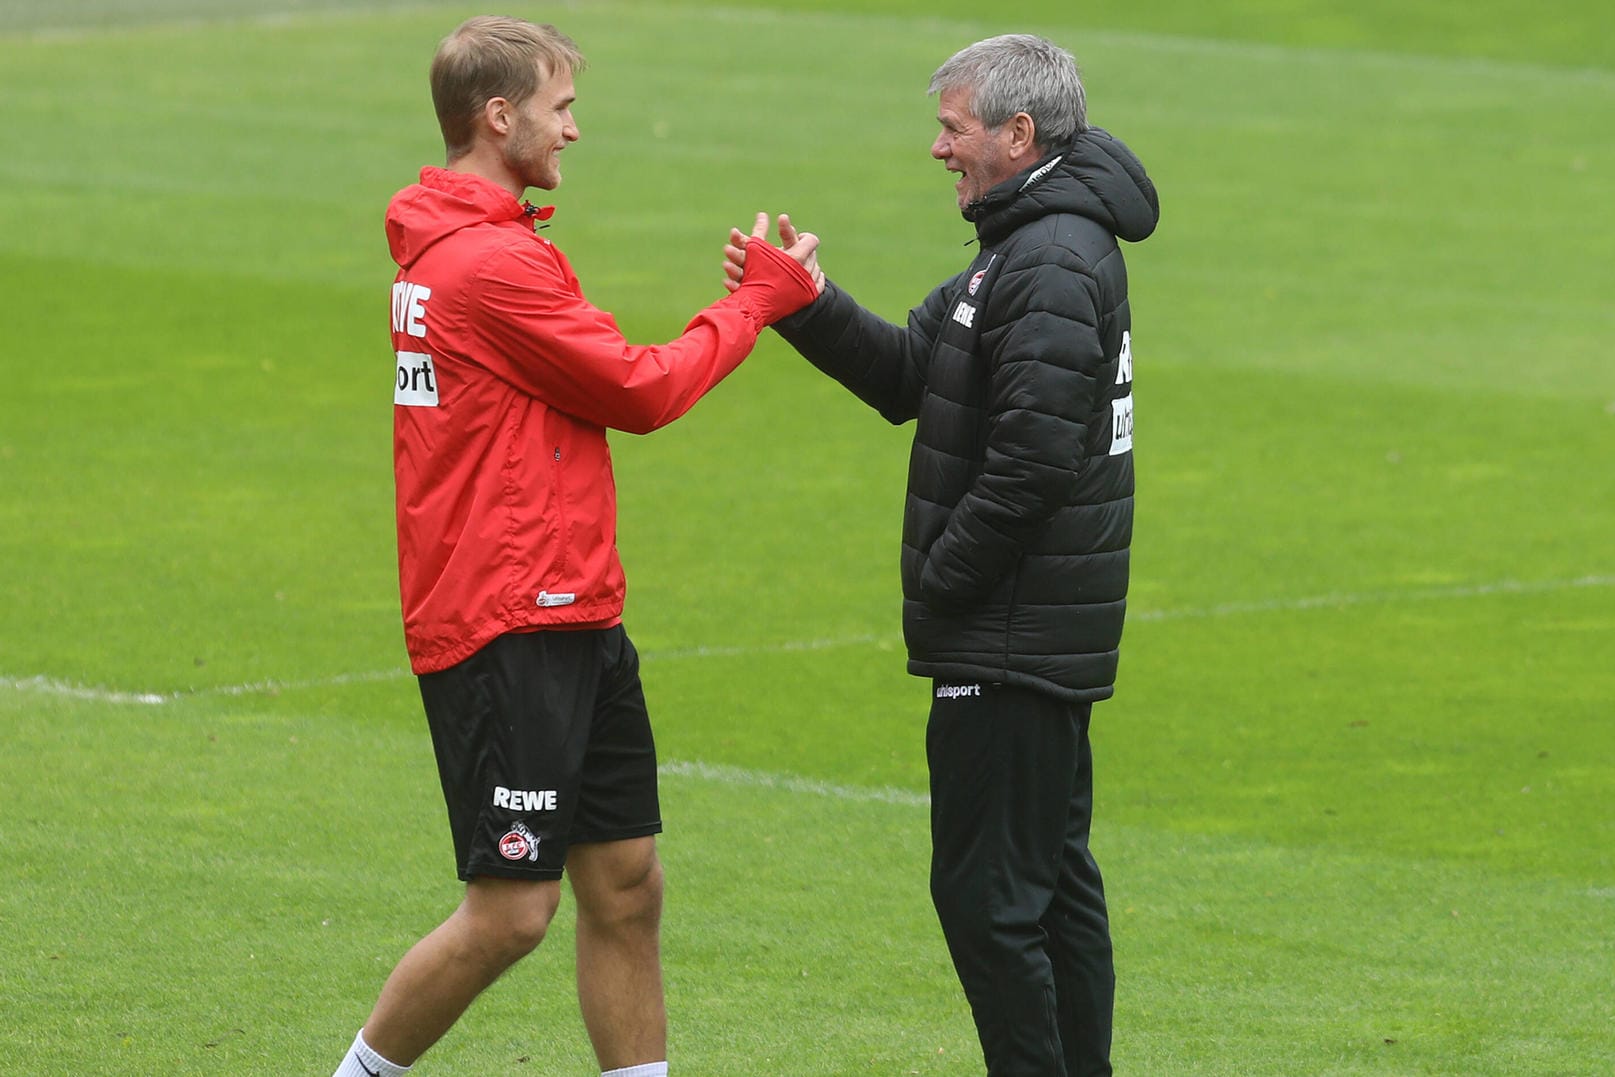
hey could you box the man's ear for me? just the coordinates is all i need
[482,96,514,138]
[1007,111,1038,162]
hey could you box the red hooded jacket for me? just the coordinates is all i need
[386,167,802,673]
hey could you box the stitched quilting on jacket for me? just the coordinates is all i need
[776,129,1160,702]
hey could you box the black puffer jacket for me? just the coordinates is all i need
[776,128,1159,702]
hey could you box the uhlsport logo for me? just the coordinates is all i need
[1019,154,1064,192]
[935,683,983,700]
[497,821,543,863]
[395,352,439,407]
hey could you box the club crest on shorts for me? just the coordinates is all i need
[497,821,542,862]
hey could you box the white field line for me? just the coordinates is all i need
[1130,573,1615,623]
[659,759,930,808]
[636,633,890,662]
[3,2,462,41]
[2,573,1610,707]
[8,3,1613,89]
[0,669,406,707]
[665,763,1615,912]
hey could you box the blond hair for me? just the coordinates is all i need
[429,16,586,160]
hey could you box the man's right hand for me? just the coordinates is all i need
[724,212,826,298]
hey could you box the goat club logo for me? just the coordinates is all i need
[498,822,542,862]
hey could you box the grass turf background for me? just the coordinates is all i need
[2,1,1612,1073]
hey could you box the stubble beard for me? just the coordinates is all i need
[504,119,559,193]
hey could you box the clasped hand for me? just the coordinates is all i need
[724,212,825,297]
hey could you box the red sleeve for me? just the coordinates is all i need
[467,238,762,434]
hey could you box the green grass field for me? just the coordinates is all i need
[3,1,1613,1073]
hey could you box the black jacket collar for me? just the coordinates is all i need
[963,127,1160,247]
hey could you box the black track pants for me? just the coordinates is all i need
[927,682,1113,1077]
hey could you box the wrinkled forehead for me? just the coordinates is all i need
[935,84,981,123]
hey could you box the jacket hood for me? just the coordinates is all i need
[966,127,1159,246]
[386,166,545,269]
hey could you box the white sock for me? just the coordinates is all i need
[602,1064,667,1077]
[333,1029,412,1077]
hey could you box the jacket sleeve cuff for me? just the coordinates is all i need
[772,279,836,336]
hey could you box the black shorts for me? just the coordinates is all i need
[417,625,662,881]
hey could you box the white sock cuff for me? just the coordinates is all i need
[602,1064,668,1077]
[334,1029,411,1077]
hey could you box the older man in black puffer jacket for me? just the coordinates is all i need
[728,32,1159,1077]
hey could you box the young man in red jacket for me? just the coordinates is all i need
[334,16,820,1077]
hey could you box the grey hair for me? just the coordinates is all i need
[927,34,1088,150]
